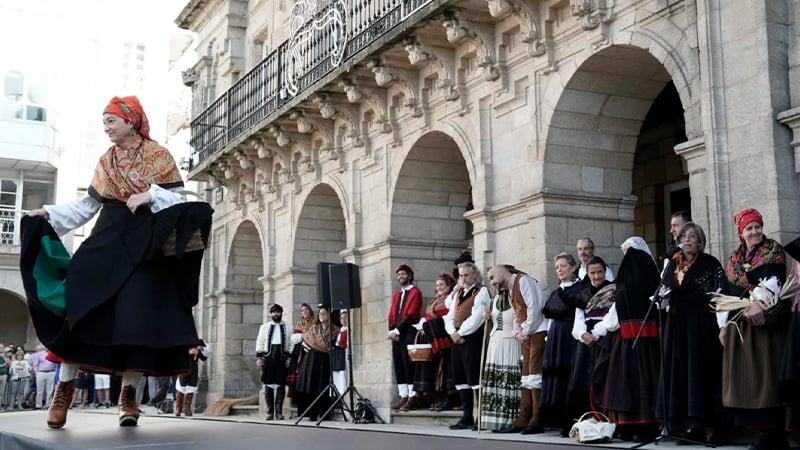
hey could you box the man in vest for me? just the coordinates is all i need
[256,304,291,420]
[387,264,422,410]
[488,264,546,434]
[444,261,489,430]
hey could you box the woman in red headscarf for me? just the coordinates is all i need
[21,96,213,429]
[402,273,455,411]
[720,208,787,450]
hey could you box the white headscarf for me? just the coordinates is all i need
[621,236,652,257]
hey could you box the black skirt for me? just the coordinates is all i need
[20,202,213,376]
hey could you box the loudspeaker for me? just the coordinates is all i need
[316,262,334,306]
[328,263,361,309]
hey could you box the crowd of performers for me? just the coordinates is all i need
[385,208,800,450]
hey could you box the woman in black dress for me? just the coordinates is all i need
[657,222,727,443]
[540,252,583,436]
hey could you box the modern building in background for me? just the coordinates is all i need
[177,0,800,417]
[0,1,191,350]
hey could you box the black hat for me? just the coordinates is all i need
[785,237,800,262]
[454,250,474,265]
[269,304,283,313]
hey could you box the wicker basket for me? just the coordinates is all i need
[406,331,433,362]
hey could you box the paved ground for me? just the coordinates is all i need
[0,406,762,450]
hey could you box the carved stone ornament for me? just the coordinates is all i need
[486,0,546,57]
[570,0,615,30]
[440,11,501,82]
[181,68,199,87]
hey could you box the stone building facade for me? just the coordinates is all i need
[176,0,800,415]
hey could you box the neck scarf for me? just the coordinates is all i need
[725,237,785,290]
[90,139,183,202]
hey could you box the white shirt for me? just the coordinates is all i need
[572,304,619,341]
[443,284,490,337]
[44,185,186,236]
[509,273,548,336]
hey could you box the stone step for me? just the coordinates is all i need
[229,405,260,416]
[390,409,461,426]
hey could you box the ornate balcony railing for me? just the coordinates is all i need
[188,0,440,174]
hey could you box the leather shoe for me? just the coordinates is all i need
[521,425,544,435]
[47,380,76,429]
[492,425,524,434]
[399,396,420,411]
[390,397,408,410]
[433,398,453,412]
[449,420,475,430]
[118,385,139,427]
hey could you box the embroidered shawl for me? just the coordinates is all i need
[89,139,183,202]
[725,237,785,292]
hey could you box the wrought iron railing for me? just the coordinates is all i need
[0,208,25,246]
[189,0,439,173]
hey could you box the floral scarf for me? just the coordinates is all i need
[725,237,785,291]
[89,139,183,202]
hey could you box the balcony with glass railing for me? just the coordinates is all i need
[187,0,443,176]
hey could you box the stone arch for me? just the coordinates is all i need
[292,183,348,269]
[210,220,264,400]
[540,44,690,265]
[389,131,472,287]
[290,184,347,312]
[0,288,35,348]
[540,32,700,143]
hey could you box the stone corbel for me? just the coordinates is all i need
[440,10,501,82]
[217,160,243,208]
[312,93,365,147]
[777,107,800,173]
[486,0,546,57]
[403,36,460,102]
[366,59,423,118]
[339,78,392,134]
[291,141,315,175]
[570,0,615,30]
[289,110,336,160]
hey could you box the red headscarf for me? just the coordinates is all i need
[436,273,455,290]
[734,208,763,240]
[103,96,151,140]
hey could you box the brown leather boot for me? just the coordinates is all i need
[183,393,194,416]
[174,391,184,417]
[522,388,544,434]
[47,380,76,429]
[399,395,420,411]
[118,385,139,426]
[511,388,532,429]
[391,397,408,410]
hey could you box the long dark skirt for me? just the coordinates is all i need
[412,330,450,394]
[296,347,331,419]
[20,203,212,376]
[541,319,578,427]
[657,300,723,430]
[783,310,800,430]
[567,321,603,417]
[602,331,660,425]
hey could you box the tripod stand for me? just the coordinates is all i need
[631,266,715,449]
[320,308,385,424]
